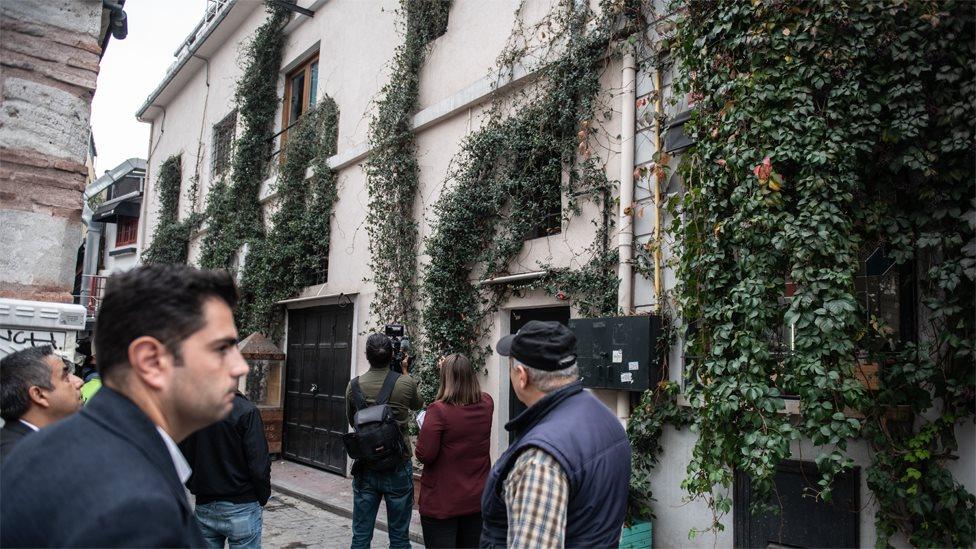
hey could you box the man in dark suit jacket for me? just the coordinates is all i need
[1,264,250,547]
[0,419,32,459]
[0,345,83,461]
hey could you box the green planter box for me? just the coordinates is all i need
[620,520,652,549]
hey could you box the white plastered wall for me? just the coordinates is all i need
[141,3,272,255]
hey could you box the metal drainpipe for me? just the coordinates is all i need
[79,201,102,315]
[615,43,637,420]
[653,68,664,306]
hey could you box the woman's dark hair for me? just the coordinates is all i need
[94,264,237,383]
[435,354,481,406]
[365,333,392,368]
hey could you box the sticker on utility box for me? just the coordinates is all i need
[628,361,639,370]
[620,372,633,383]
[612,349,623,363]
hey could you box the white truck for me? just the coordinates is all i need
[0,298,87,362]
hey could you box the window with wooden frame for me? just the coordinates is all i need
[115,216,138,247]
[281,55,319,149]
[211,109,237,177]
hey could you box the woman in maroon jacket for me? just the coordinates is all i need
[415,354,493,549]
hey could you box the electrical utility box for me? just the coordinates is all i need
[0,298,86,362]
[569,314,661,392]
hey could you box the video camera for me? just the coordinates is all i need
[384,323,413,373]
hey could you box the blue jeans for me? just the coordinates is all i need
[195,500,263,549]
[351,461,413,549]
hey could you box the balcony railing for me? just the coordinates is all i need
[82,274,108,318]
[173,0,232,59]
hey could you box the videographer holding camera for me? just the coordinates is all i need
[384,323,413,374]
[344,328,422,549]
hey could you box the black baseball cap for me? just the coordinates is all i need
[496,320,577,371]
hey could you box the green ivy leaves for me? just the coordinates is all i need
[416,0,632,402]
[142,154,204,265]
[236,99,340,336]
[364,0,452,339]
[199,2,288,270]
[669,0,975,545]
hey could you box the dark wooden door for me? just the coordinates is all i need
[283,305,353,474]
[508,306,570,444]
[734,460,860,548]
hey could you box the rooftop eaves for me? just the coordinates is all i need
[136,0,324,123]
[136,0,250,122]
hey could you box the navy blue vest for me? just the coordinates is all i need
[480,382,631,548]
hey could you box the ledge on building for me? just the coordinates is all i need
[108,247,137,257]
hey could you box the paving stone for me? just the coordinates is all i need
[263,491,424,548]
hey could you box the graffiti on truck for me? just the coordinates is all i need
[0,328,67,358]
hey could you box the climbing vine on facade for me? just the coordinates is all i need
[199,2,288,269]
[364,0,452,335]
[142,154,203,265]
[662,0,974,545]
[626,378,691,522]
[236,99,341,336]
[417,0,642,401]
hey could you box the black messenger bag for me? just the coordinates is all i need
[342,371,405,472]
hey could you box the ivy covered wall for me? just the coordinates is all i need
[628,1,975,546]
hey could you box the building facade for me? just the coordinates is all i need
[135,1,974,546]
[89,158,146,275]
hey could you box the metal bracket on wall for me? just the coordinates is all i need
[266,0,315,17]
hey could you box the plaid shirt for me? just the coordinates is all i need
[503,447,569,549]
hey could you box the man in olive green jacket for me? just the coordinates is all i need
[345,332,422,549]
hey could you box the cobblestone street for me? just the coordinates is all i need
[262,491,424,549]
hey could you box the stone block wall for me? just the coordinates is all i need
[0,0,103,303]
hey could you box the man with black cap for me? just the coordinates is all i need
[481,320,631,548]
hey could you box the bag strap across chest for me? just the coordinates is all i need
[351,370,401,412]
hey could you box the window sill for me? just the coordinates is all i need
[676,393,910,421]
[109,246,137,257]
[677,393,802,415]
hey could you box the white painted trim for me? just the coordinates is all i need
[347,293,359,478]
[281,41,321,75]
[677,393,802,415]
[479,270,546,286]
[278,290,352,306]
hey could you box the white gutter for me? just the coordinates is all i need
[616,43,637,421]
[617,43,637,316]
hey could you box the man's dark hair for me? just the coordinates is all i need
[94,264,237,383]
[0,346,56,421]
[365,333,392,368]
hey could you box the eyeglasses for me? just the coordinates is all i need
[60,357,76,377]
